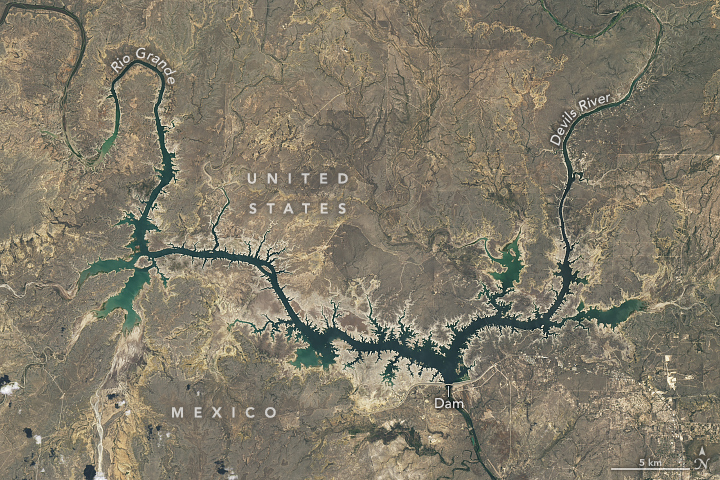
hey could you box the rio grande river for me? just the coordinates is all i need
[1,2,663,478]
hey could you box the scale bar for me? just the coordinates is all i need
[611,467,690,471]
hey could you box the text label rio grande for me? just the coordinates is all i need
[111,47,177,85]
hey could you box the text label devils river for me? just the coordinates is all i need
[550,94,611,147]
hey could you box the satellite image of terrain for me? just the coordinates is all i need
[1,0,720,478]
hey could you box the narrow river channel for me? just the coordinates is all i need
[2,2,663,477]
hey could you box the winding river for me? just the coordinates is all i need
[0,2,87,159]
[2,2,664,478]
